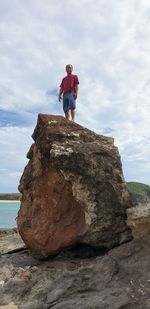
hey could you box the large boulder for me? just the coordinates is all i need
[17,114,133,258]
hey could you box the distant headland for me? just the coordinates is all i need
[0,193,21,201]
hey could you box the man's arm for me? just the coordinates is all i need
[74,84,78,100]
[74,75,79,99]
[58,87,63,102]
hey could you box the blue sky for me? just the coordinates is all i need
[0,0,150,192]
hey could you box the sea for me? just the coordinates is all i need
[0,202,20,228]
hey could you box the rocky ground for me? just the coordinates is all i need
[0,230,150,309]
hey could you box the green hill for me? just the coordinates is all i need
[127,182,150,203]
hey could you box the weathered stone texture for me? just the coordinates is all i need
[0,234,150,309]
[127,204,150,238]
[17,114,133,258]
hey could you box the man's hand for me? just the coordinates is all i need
[73,93,77,100]
[58,95,62,102]
[58,87,63,102]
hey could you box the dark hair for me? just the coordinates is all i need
[66,64,73,69]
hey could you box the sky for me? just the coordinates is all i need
[0,0,150,192]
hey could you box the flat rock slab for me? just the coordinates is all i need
[0,304,18,309]
[0,232,150,309]
[0,231,25,254]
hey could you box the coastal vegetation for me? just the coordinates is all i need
[127,181,150,203]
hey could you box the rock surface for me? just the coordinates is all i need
[17,114,133,258]
[0,304,18,309]
[0,229,25,255]
[127,204,150,238]
[0,232,150,309]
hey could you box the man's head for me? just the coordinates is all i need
[66,64,73,75]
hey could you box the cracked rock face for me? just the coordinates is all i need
[17,114,133,258]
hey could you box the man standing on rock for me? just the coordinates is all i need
[58,64,79,121]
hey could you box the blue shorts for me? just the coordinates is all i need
[63,92,76,113]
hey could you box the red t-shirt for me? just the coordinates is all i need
[60,74,79,95]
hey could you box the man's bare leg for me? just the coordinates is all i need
[65,111,70,120]
[71,109,75,121]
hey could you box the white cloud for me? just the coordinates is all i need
[0,0,150,191]
[0,126,33,192]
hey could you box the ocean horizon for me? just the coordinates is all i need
[0,202,20,228]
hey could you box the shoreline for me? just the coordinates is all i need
[0,200,20,203]
[0,200,20,204]
[0,227,17,232]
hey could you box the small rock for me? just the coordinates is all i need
[0,280,5,285]
[24,265,31,270]
[31,266,38,271]
[19,271,32,279]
